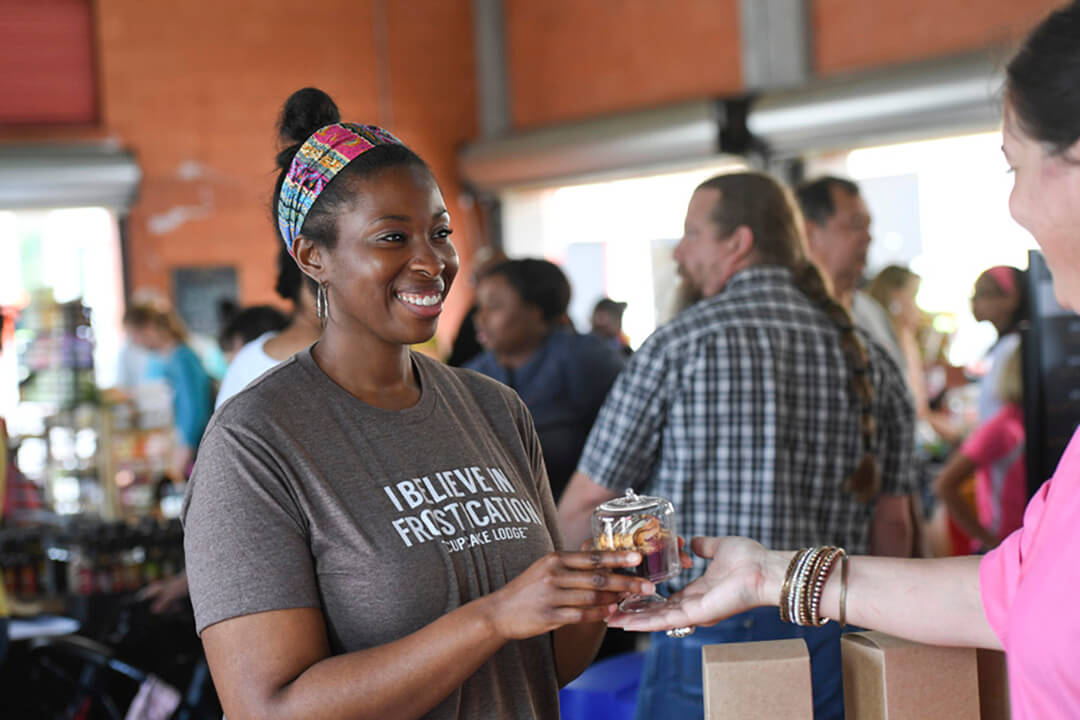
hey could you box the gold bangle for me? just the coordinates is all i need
[839,552,849,629]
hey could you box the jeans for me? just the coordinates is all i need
[633,606,849,719]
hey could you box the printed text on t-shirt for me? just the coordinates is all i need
[383,466,543,551]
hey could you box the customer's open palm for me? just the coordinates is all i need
[606,536,767,632]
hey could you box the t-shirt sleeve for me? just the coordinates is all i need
[874,348,917,497]
[576,338,669,492]
[979,477,1052,648]
[181,419,319,634]
[961,408,1014,467]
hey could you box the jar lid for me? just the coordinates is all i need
[594,488,669,514]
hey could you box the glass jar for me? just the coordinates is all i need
[591,488,679,587]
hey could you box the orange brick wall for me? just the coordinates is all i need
[505,0,743,129]
[503,0,1063,129]
[811,0,1064,75]
[0,0,1065,347]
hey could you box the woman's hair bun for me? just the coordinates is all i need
[277,87,341,146]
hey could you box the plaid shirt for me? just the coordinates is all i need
[578,266,915,590]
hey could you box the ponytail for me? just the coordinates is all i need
[791,261,880,502]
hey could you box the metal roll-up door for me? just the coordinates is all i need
[747,51,1006,160]
[0,144,141,212]
[458,99,750,193]
[457,50,1007,193]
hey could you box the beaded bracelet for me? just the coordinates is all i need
[777,545,847,627]
[786,548,818,626]
[779,547,817,626]
[778,550,804,624]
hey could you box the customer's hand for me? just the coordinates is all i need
[137,572,190,614]
[484,548,651,641]
[607,536,768,632]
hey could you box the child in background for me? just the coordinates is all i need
[934,346,1026,550]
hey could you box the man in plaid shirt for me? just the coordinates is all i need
[558,173,915,720]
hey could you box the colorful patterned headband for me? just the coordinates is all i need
[277,122,403,254]
[985,266,1017,296]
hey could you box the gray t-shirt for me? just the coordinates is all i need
[182,347,563,719]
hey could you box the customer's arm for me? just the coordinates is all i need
[610,536,1000,651]
[807,551,997,649]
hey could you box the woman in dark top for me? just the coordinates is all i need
[467,259,626,500]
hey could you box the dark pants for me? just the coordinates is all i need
[633,606,848,720]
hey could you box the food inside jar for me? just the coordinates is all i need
[595,514,675,582]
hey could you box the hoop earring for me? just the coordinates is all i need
[317,281,329,326]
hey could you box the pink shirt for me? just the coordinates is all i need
[962,403,1027,544]
[980,427,1080,718]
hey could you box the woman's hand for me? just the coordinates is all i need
[607,536,770,632]
[485,549,652,641]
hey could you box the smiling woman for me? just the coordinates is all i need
[179,88,652,720]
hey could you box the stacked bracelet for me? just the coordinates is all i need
[777,551,802,624]
[777,546,847,627]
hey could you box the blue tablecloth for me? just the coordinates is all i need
[560,650,645,720]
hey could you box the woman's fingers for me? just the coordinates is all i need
[553,550,655,596]
[560,549,641,570]
[551,566,654,597]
